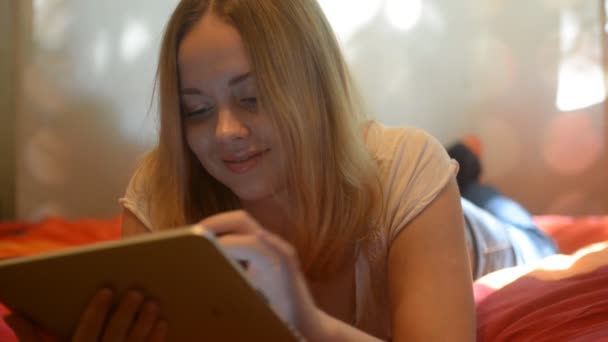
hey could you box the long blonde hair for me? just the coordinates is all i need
[138,0,382,279]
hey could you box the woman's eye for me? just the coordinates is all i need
[186,107,213,118]
[241,97,258,109]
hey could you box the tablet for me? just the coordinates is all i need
[0,225,300,341]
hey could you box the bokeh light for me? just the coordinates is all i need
[478,117,522,181]
[317,0,382,43]
[472,35,517,102]
[542,111,602,175]
[120,20,151,63]
[384,0,423,32]
[23,128,70,187]
[556,56,606,111]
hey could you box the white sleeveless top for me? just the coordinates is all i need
[120,121,457,339]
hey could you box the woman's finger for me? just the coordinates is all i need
[218,234,279,267]
[4,313,43,342]
[100,291,144,342]
[217,233,297,322]
[126,300,160,342]
[257,231,304,272]
[198,211,263,236]
[72,288,114,342]
[147,320,169,342]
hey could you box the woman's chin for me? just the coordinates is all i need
[231,186,274,202]
[224,178,285,203]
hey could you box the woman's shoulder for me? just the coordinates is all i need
[365,121,457,240]
[365,121,448,166]
[118,150,159,231]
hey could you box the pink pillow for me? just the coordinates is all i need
[476,266,608,341]
[535,216,608,254]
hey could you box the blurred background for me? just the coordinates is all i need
[1,0,607,221]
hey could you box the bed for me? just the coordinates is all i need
[1,215,607,341]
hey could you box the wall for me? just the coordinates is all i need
[0,1,17,220]
[15,0,178,219]
[470,1,607,215]
[13,0,608,219]
[320,0,607,215]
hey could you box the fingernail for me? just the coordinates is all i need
[144,300,160,313]
[127,290,145,303]
[98,288,114,300]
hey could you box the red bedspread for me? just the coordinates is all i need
[476,265,608,341]
[0,217,122,341]
[1,215,607,341]
[0,216,121,260]
[535,215,608,254]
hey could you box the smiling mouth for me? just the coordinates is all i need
[223,149,269,174]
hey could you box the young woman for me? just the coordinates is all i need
[10,0,475,340]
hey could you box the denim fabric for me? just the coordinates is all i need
[463,183,559,259]
[461,198,558,279]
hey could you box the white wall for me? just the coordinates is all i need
[15,0,608,219]
[16,0,178,219]
[320,0,607,215]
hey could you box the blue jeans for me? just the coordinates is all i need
[461,197,558,279]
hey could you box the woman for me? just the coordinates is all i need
[10,0,475,340]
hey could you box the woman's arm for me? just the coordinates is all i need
[198,211,384,342]
[388,179,475,341]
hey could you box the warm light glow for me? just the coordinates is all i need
[472,35,516,101]
[384,0,423,32]
[542,111,602,175]
[120,20,150,62]
[317,0,382,43]
[556,11,606,111]
[478,117,521,181]
[24,128,70,187]
[559,11,579,53]
[556,56,606,111]
[33,0,72,51]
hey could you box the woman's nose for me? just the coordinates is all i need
[216,107,249,141]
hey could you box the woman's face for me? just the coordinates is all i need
[178,14,283,202]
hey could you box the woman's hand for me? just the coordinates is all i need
[4,313,44,342]
[199,210,330,341]
[72,289,168,342]
[6,289,168,342]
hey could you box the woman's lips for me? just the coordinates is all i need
[223,149,269,174]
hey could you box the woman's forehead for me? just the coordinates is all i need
[177,15,252,87]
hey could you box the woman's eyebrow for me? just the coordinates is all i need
[181,88,201,95]
[228,72,252,87]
